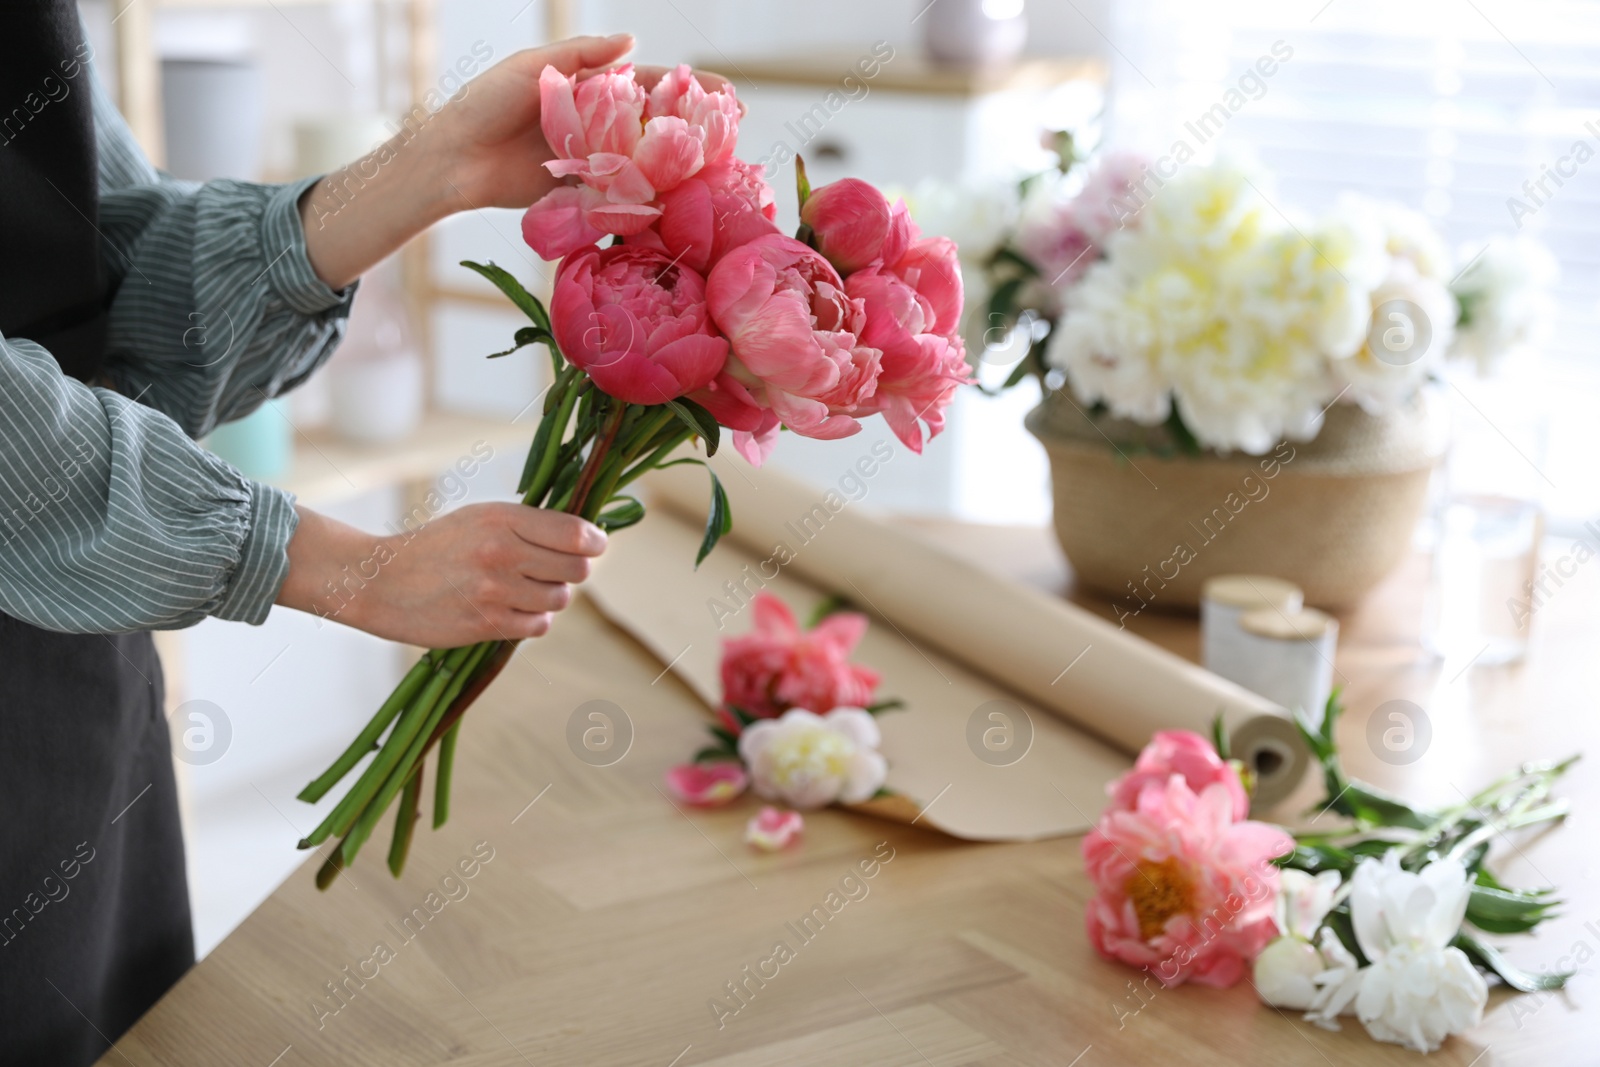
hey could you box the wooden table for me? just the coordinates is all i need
[103,523,1599,1066]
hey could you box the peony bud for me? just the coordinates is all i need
[800,179,915,275]
[1253,935,1326,1010]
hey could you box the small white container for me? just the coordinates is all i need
[1230,607,1340,723]
[1201,575,1303,683]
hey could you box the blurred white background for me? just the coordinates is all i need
[74,0,1600,954]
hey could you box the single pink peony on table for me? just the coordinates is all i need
[1082,775,1292,988]
[663,762,749,807]
[550,245,728,406]
[800,178,916,275]
[1108,729,1250,821]
[719,592,880,728]
[705,234,883,460]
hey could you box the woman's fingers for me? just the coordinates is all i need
[544,33,635,75]
[507,506,608,557]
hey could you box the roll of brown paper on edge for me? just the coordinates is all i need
[643,459,1310,810]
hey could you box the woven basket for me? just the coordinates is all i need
[1025,391,1448,611]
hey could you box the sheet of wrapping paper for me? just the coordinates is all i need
[584,458,1309,839]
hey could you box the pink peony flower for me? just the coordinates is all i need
[745,806,804,851]
[524,64,744,259]
[664,762,749,807]
[550,245,728,405]
[1082,775,1293,988]
[647,64,741,168]
[1017,151,1151,289]
[1108,730,1249,821]
[846,245,972,454]
[705,234,883,447]
[719,592,880,728]
[800,179,916,275]
[637,158,780,274]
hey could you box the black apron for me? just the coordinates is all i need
[0,6,194,1065]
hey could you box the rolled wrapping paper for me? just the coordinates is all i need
[1230,607,1340,727]
[1201,575,1304,685]
[581,458,1312,834]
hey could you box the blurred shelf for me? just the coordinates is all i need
[705,54,1106,95]
[269,409,533,508]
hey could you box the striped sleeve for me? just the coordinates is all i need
[0,66,359,633]
[0,336,296,631]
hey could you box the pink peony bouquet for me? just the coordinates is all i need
[1091,700,1578,1055]
[298,64,960,885]
[664,592,899,823]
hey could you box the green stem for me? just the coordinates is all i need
[523,367,584,507]
[570,400,628,517]
[387,765,424,877]
[297,655,434,803]
[298,644,475,849]
[340,641,495,864]
[433,721,460,830]
[615,428,692,491]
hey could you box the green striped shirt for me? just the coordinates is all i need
[0,70,355,634]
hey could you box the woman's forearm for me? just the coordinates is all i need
[297,123,457,291]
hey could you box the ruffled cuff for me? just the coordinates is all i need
[257,176,357,315]
[213,481,299,624]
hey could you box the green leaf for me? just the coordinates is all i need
[1278,843,1355,875]
[1466,883,1561,934]
[805,594,853,628]
[1161,407,1204,457]
[987,245,1042,278]
[596,496,646,533]
[987,275,1027,325]
[692,746,739,763]
[696,466,732,567]
[864,698,905,716]
[725,705,759,727]
[487,325,554,358]
[869,787,894,800]
[708,725,741,751]
[1211,712,1231,762]
[1454,932,1572,992]
[460,261,553,332]
[1001,355,1035,390]
[666,398,720,457]
[795,154,812,210]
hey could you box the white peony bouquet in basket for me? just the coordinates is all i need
[914,141,1557,455]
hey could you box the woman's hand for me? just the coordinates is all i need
[429,37,738,211]
[277,503,606,647]
[426,34,636,212]
[298,33,737,290]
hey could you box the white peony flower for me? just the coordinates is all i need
[738,708,887,810]
[1255,869,1343,1010]
[1450,236,1558,375]
[1306,925,1364,1026]
[1341,194,1453,282]
[1335,259,1456,414]
[904,176,1020,265]
[1306,854,1487,1054]
[1278,868,1344,940]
